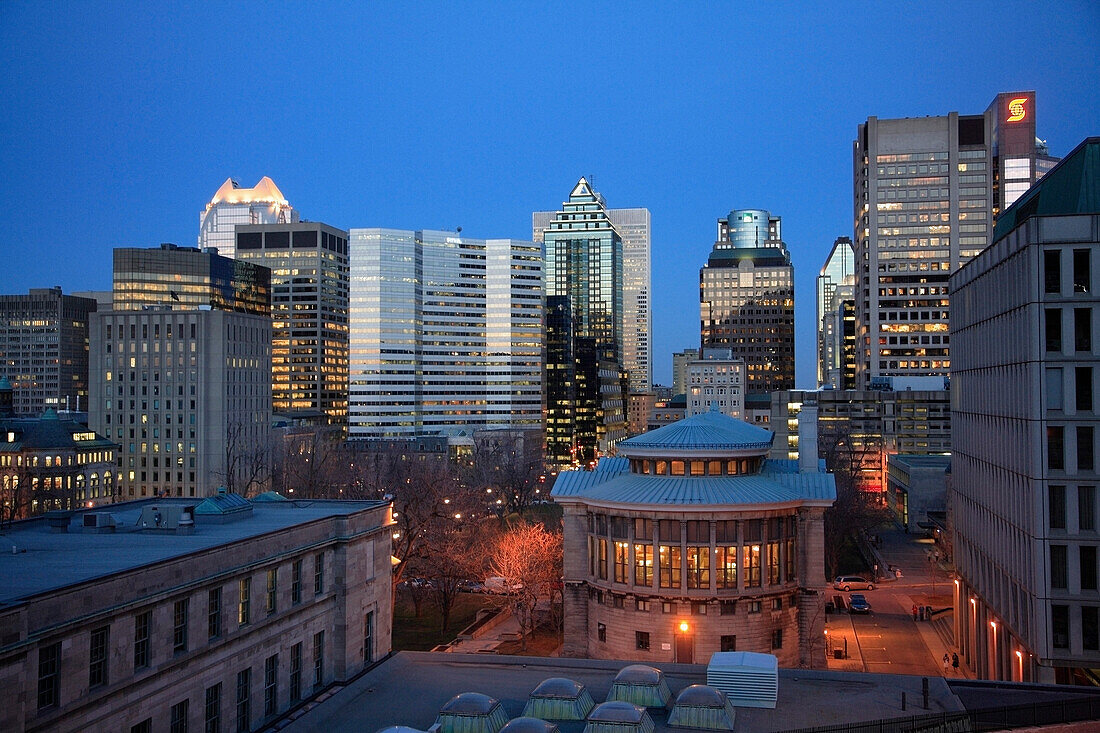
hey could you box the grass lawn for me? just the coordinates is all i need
[392,592,495,651]
[493,623,563,656]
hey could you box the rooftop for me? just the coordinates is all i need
[888,454,952,470]
[0,497,387,607]
[286,652,1100,733]
[552,459,835,509]
[206,176,288,208]
[0,410,116,452]
[620,411,774,454]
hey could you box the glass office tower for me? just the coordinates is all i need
[852,91,1058,387]
[112,244,270,316]
[535,201,650,393]
[346,229,542,439]
[817,236,856,388]
[541,179,628,466]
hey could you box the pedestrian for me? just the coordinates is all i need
[943,654,950,674]
[912,605,918,621]
[952,653,959,673]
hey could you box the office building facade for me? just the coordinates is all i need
[347,228,542,439]
[852,91,1058,388]
[950,138,1100,683]
[700,209,795,396]
[0,288,97,417]
[198,177,299,260]
[684,348,745,420]
[90,308,271,500]
[236,223,349,425]
[0,495,392,733]
[770,381,951,492]
[817,237,856,389]
[671,348,699,397]
[112,244,271,315]
[535,199,650,393]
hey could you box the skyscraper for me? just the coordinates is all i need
[198,176,299,260]
[235,223,349,426]
[540,179,628,466]
[0,287,97,416]
[699,209,795,396]
[112,243,270,315]
[92,310,271,500]
[852,91,1058,388]
[950,137,1099,683]
[91,246,272,499]
[346,229,542,439]
[534,197,650,393]
[817,237,856,388]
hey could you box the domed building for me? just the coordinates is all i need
[551,406,835,667]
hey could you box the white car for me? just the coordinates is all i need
[833,575,875,591]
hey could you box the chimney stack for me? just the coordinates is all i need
[798,402,819,473]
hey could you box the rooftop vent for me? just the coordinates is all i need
[138,505,196,533]
[82,512,117,533]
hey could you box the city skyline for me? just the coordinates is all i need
[2,3,1097,387]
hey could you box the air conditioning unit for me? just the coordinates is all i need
[82,513,117,532]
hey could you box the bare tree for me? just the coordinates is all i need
[464,430,545,516]
[216,420,272,497]
[387,456,468,596]
[421,522,491,634]
[275,427,348,499]
[0,467,33,527]
[819,423,891,579]
[487,521,563,651]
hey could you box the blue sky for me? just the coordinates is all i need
[2,2,1098,386]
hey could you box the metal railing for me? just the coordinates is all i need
[781,695,1100,733]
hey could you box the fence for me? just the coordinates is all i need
[782,695,1100,733]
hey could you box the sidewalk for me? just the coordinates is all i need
[823,605,865,673]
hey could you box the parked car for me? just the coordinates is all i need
[848,593,872,614]
[833,575,875,591]
[483,576,522,594]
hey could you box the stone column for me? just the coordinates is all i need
[798,507,827,668]
[560,502,590,657]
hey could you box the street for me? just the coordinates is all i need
[825,526,966,678]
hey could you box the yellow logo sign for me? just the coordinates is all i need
[1007,97,1028,123]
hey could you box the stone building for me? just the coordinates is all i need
[552,408,835,667]
[0,494,392,732]
[0,401,117,521]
